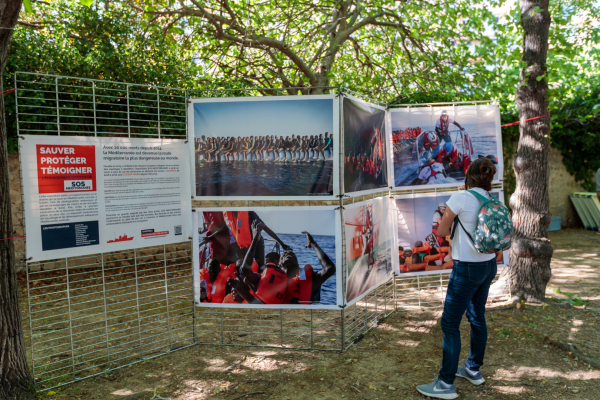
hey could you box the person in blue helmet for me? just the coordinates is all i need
[437,142,459,169]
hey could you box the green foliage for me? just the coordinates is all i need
[4,1,214,152]
[551,92,600,192]
[22,0,33,14]
[6,0,600,191]
[137,0,501,101]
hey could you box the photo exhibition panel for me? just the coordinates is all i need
[394,191,508,278]
[192,207,343,309]
[189,96,340,200]
[344,196,398,306]
[390,105,503,190]
[343,96,390,195]
[20,135,193,262]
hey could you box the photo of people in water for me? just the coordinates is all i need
[343,97,388,194]
[191,96,338,198]
[194,208,339,307]
[395,193,505,277]
[344,197,395,304]
[390,105,502,188]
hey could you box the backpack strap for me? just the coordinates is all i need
[467,189,490,203]
[450,216,476,246]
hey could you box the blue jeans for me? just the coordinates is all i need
[439,258,497,384]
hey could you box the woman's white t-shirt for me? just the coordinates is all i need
[446,188,496,262]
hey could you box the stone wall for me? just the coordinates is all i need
[548,147,584,228]
[8,152,25,272]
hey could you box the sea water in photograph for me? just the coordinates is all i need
[263,232,337,305]
[193,98,335,197]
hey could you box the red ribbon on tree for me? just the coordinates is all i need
[501,114,550,127]
[0,235,25,241]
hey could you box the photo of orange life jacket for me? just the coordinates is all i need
[222,293,248,304]
[254,263,288,304]
[224,211,253,248]
[199,264,236,303]
[288,264,314,304]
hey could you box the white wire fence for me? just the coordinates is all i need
[14,72,511,394]
[15,72,187,139]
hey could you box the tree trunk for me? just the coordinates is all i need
[492,0,553,302]
[0,1,35,399]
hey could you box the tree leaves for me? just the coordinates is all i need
[22,0,33,14]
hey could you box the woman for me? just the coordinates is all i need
[416,157,497,400]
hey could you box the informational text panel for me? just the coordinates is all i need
[21,135,192,262]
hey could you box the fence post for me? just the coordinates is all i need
[92,81,97,137]
[14,73,20,137]
[164,244,172,350]
[25,265,36,390]
[55,77,60,135]
[127,85,131,138]
[65,258,76,378]
[134,249,143,359]
[157,88,161,139]
[101,254,111,366]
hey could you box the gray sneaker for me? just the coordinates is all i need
[456,364,485,385]
[416,377,458,399]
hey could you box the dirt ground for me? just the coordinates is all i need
[32,229,600,400]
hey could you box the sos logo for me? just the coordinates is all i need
[64,180,93,191]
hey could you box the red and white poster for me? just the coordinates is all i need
[36,144,97,194]
[21,136,192,262]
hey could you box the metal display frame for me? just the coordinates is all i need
[13,72,510,394]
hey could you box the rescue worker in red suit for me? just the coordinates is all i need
[362,205,375,271]
[231,221,289,304]
[199,259,236,303]
[435,110,465,143]
[223,211,290,267]
[415,131,441,162]
[286,231,336,304]
[437,142,459,170]
[438,142,472,174]
[432,202,447,245]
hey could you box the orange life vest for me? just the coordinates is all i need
[255,264,288,304]
[438,246,451,253]
[199,264,235,303]
[223,293,248,304]
[288,264,314,304]
[224,211,253,248]
[252,261,260,273]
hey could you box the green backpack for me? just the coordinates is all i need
[451,190,513,254]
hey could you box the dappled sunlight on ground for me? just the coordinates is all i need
[491,366,600,381]
[110,389,134,396]
[491,385,530,394]
[33,230,600,400]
